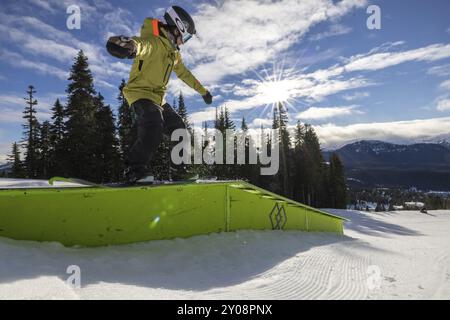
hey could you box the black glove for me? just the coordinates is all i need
[106,36,137,59]
[202,91,213,105]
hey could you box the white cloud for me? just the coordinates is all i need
[313,117,450,149]
[193,41,450,121]
[0,95,24,107]
[100,7,139,40]
[93,0,113,11]
[296,77,373,101]
[184,0,367,84]
[26,0,98,22]
[0,92,61,123]
[0,108,24,124]
[0,12,128,88]
[23,39,79,64]
[439,80,450,91]
[251,118,273,128]
[342,91,370,101]
[437,98,450,111]
[0,50,68,80]
[309,24,352,41]
[296,106,363,120]
[300,42,450,83]
[0,105,54,125]
[167,78,199,98]
[189,107,217,125]
[94,79,116,90]
[428,64,450,77]
[343,43,450,73]
[28,0,57,13]
[196,73,373,121]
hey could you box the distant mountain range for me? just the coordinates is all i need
[323,140,450,191]
[0,163,12,173]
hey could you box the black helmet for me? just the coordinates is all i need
[164,6,196,44]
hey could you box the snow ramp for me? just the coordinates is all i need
[0,181,346,246]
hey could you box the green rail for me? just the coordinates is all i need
[0,181,346,247]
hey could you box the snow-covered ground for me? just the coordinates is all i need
[0,178,85,189]
[0,208,449,300]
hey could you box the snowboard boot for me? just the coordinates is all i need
[136,175,155,184]
[170,165,198,182]
[123,165,153,185]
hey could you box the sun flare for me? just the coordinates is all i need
[256,79,298,104]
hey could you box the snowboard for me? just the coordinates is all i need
[48,176,218,188]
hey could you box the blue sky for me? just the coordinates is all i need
[0,0,450,162]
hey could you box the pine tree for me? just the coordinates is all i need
[49,99,65,176]
[292,121,307,203]
[278,103,290,147]
[168,91,193,180]
[50,99,65,144]
[238,117,256,181]
[224,107,235,131]
[291,123,328,206]
[22,85,40,178]
[256,124,270,189]
[278,103,291,196]
[117,79,136,166]
[214,106,219,129]
[302,124,327,207]
[38,121,52,178]
[215,107,225,131]
[7,142,25,178]
[189,121,211,178]
[294,121,305,148]
[63,50,98,180]
[213,106,237,179]
[241,117,248,131]
[269,103,290,196]
[94,93,121,182]
[328,153,347,209]
[272,105,280,130]
[173,97,177,111]
[148,134,171,180]
[177,91,191,131]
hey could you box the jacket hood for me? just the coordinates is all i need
[140,17,176,50]
[140,17,160,39]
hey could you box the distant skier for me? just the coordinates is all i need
[106,6,213,183]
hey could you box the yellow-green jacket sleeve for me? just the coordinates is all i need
[173,53,208,96]
[131,36,153,57]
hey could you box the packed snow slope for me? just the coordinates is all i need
[0,207,449,299]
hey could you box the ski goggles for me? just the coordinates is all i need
[181,33,193,44]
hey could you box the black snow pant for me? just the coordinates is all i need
[126,99,186,173]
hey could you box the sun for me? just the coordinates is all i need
[243,61,311,122]
[256,79,298,104]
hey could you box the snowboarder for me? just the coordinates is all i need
[106,6,212,183]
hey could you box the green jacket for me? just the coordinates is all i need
[123,18,208,107]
